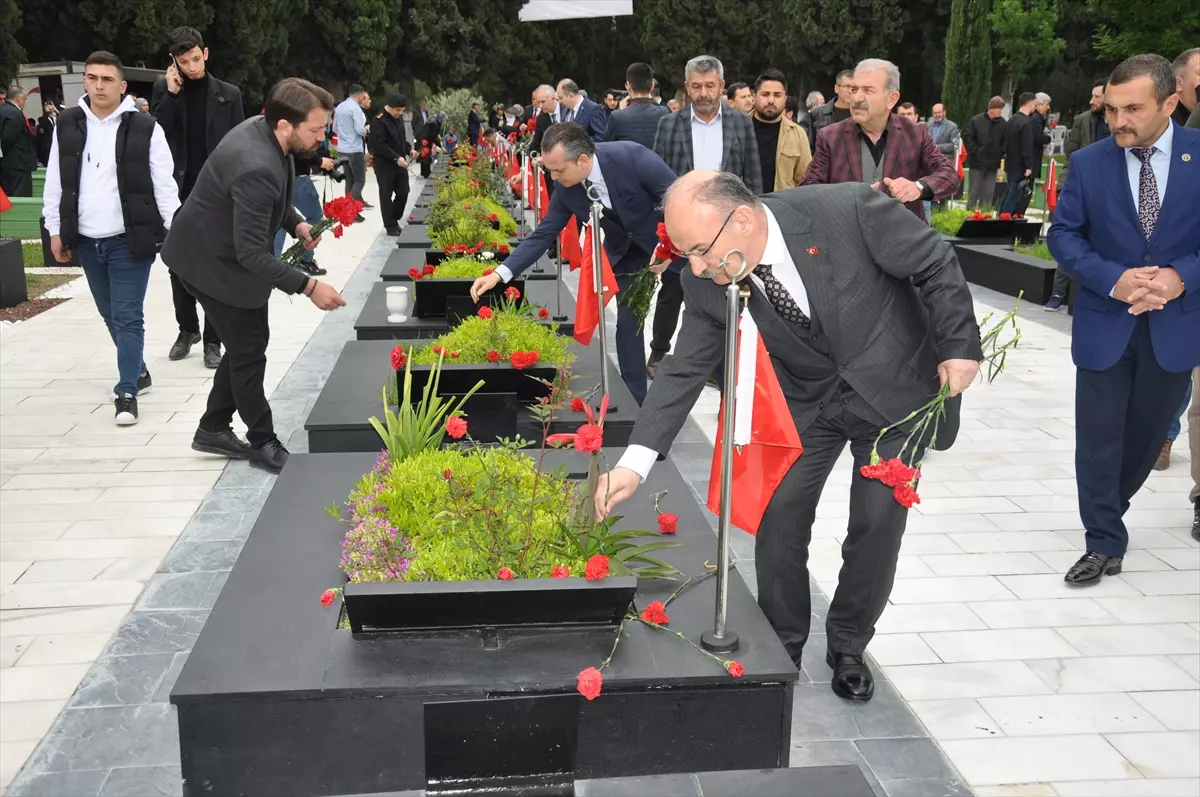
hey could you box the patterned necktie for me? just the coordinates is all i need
[756,264,810,328]
[1129,146,1159,241]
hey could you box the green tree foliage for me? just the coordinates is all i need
[990,0,1066,88]
[0,0,25,83]
[204,0,293,105]
[943,0,994,125]
[284,0,390,92]
[1088,0,1200,61]
[779,0,908,81]
[427,87,484,138]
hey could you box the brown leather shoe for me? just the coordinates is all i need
[1154,440,1172,471]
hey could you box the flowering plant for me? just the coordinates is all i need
[408,300,569,366]
[860,296,1023,507]
[279,196,363,266]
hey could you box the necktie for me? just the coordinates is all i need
[756,264,810,328]
[1129,146,1159,241]
[562,108,573,124]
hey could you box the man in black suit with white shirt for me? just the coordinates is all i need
[597,171,983,702]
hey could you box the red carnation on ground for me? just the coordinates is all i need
[551,565,570,578]
[422,264,436,276]
[574,423,603,453]
[504,286,521,302]
[486,349,501,363]
[585,554,609,581]
[726,661,745,678]
[408,267,422,280]
[641,600,669,625]
[497,567,514,580]
[657,512,678,534]
[538,307,550,319]
[320,589,337,607]
[570,397,587,413]
[390,346,407,370]
[577,667,603,700]
[478,306,494,319]
[333,225,344,239]
[445,416,468,439]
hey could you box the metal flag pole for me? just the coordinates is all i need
[587,184,613,408]
[552,241,567,321]
[701,248,750,655]
[531,164,543,274]
[519,150,530,237]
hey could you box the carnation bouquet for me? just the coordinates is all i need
[618,222,676,333]
[279,196,363,266]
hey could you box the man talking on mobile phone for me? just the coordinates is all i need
[151,26,244,368]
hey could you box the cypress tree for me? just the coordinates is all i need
[942,0,993,125]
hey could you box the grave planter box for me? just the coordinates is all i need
[425,249,510,267]
[405,358,553,401]
[414,276,526,319]
[382,249,558,282]
[343,576,638,634]
[954,219,1041,245]
[955,243,1057,304]
[356,281,575,341]
[0,238,27,308]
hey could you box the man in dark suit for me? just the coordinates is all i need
[162,78,346,474]
[801,58,960,221]
[467,102,482,145]
[1046,54,1200,584]
[152,26,245,368]
[556,79,607,141]
[648,54,763,380]
[605,62,668,150]
[470,123,677,406]
[596,170,983,701]
[0,85,37,196]
[997,93,1038,215]
[369,93,413,236]
[962,97,1008,208]
[36,99,60,166]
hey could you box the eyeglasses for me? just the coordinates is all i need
[677,209,737,260]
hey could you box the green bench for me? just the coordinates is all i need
[0,197,44,240]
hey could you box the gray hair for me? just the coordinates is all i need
[805,90,824,109]
[534,84,555,99]
[1035,92,1051,104]
[854,58,901,94]
[664,171,761,217]
[507,104,522,116]
[685,55,724,82]
[7,85,26,101]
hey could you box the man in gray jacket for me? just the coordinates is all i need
[162,77,345,474]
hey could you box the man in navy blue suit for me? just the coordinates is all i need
[1047,54,1200,585]
[555,79,607,141]
[470,123,677,405]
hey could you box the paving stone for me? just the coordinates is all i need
[69,654,175,708]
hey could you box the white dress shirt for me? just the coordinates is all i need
[691,105,724,172]
[43,95,180,239]
[616,205,809,480]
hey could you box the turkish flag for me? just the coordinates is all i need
[574,220,619,346]
[538,171,551,220]
[955,140,967,180]
[1043,158,1058,213]
[523,161,535,208]
[0,187,11,214]
[706,312,803,535]
[559,216,583,269]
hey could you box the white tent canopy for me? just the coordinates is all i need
[519,0,633,21]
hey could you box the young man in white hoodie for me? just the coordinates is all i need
[44,51,180,425]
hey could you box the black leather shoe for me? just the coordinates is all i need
[826,651,874,702]
[1191,499,1199,542]
[385,227,402,236]
[192,428,251,459]
[645,351,664,380]
[169,331,201,361]
[250,439,289,474]
[203,343,222,369]
[1064,552,1123,585]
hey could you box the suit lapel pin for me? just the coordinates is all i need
[808,247,820,256]
[1183,153,1192,162]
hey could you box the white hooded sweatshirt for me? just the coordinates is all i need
[43,94,180,240]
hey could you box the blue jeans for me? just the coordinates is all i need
[1168,378,1193,442]
[273,177,323,262]
[77,236,153,396]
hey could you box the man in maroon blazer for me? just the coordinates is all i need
[801,58,959,221]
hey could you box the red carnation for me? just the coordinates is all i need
[445,416,468,439]
[999,212,1013,221]
[574,423,603,453]
[320,589,337,607]
[422,264,436,276]
[432,345,444,355]
[498,244,510,255]
[509,351,541,370]
[576,667,603,700]
[333,225,344,239]
[497,566,514,580]
[641,600,669,625]
[478,306,494,319]
[860,457,919,489]
[893,483,921,508]
[408,267,422,280]
[483,268,494,276]
[504,286,521,302]
[585,554,609,581]
[657,512,678,534]
[726,661,745,678]
[487,349,501,362]
[488,213,499,222]
[538,307,550,319]
[443,469,452,480]
[390,346,407,370]
[570,397,587,413]
[551,565,570,578]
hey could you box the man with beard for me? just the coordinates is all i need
[162,78,346,475]
[750,68,812,192]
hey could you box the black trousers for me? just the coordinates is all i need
[374,162,409,230]
[1050,267,1072,299]
[170,272,221,345]
[185,282,275,448]
[1075,315,1192,558]
[649,268,684,354]
[755,385,924,664]
[1,168,32,197]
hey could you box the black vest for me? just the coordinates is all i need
[55,106,165,258]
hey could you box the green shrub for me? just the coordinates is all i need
[427,256,495,279]
[408,307,571,366]
[426,88,485,143]
[1013,240,1054,261]
[931,207,971,237]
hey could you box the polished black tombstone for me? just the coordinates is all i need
[954,243,1057,303]
[354,280,576,341]
[172,451,798,797]
[304,339,640,453]
[381,248,559,282]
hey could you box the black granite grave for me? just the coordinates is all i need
[955,243,1057,303]
[171,451,798,797]
[396,224,520,251]
[304,339,640,453]
[354,280,576,341]
[406,206,428,224]
[381,248,560,282]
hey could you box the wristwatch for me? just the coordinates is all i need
[914,180,926,195]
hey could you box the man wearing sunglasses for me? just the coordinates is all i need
[595,170,983,703]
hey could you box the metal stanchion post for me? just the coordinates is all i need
[701,249,749,655]
[587,185,612,407]
[531,165,543,274]
[552,243,567,321]
[519,151,530,237]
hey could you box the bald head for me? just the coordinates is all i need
[664,171,767,283]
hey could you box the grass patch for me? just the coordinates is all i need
[27,273,75,298]
[1013,241,1055,262]
[22,241,43,267]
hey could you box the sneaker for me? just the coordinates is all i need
[1043,294,1066,312]
[169,331,201,360]
[298,260,328,276]
[110,371,152,400]
[114,394,139,426]
[203,343,222,370]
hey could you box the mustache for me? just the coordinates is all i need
[1113,127,1137,134]
[851,102,870,111]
